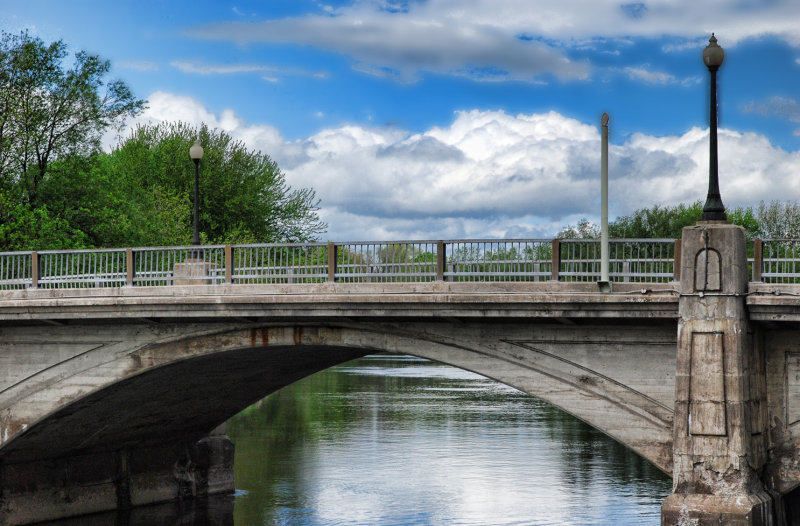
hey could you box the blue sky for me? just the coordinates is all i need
[2,0,800,240]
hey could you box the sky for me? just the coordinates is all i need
[1,0,800,241]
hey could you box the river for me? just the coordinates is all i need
[42,353,671,525]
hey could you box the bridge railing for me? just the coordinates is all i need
[21,237,800,289]
[752,239,800,283]
[233,243,328,284]
[559,239,677,282]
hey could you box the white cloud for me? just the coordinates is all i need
[118,60,159,72]
[186,5,591,83]
[616,66,701,86]
[120,91,800,241]
[621,66,676,84]
[743,96,800,122]
[171,60,325,81]
[185,0,800,83]
[743,95,800,135]
[171,61,279,75]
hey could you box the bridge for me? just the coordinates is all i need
[2,228,800,525]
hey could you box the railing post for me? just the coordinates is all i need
[753,238,763,282]
[225,245,233,284]
[31,251,39,289]
[673,239,681,282]
[126,248,135,286]
[328,242,337,282]
[550,239,561,281]
[436,240,445,281]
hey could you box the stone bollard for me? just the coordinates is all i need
[173,258,217,285]
[661,221,773,525]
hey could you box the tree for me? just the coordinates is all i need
[0,187,88,250]
[755,201,800,239]
[557,202,761,240]
[101,122,326,246]
[0,31,144,204]
[556,218,600,239]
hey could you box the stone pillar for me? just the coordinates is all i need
[662,222,773,525]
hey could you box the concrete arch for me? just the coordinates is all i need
[1,322,675,468]
[1,320,677,524]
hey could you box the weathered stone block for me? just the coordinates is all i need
[662,492,773,526]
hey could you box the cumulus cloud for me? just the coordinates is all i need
[185,0,800,83]
[120,91,800,240]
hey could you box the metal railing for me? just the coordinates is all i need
[21,237,800,290]
[233,243,327,284]
[559,239,677,283]
[754,239,800,283]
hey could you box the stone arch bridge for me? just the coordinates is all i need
[1,231,800,525]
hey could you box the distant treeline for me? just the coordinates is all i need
[557,201,800,240]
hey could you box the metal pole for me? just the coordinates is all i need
[600,113,609,283]
[702,64,726,219]
[192,158,200,247]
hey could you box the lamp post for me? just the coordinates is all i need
[189,139,204,252]
[701,33,726,221]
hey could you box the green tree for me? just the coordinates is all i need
[556,218,600,239]
[755,201,800,238]
[557,202,760,240]
[0,31,144,204]
[101,122,326,246]
[0,188,88,250]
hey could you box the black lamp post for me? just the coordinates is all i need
[701,33,726,221]
[189,139,204,250]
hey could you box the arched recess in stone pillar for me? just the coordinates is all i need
[694,246,722,292]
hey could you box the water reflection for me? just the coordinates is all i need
[35,495,235,526]
[37,354,670,525]
[228,354,670,526]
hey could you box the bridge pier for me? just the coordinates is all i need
[662,221,773,525]
[0,429,233,525]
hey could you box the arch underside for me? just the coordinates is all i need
[1,321,677,475]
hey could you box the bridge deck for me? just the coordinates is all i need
[0,281,682,323]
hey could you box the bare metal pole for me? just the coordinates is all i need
[192,158,200,246]
[601,113,609,283]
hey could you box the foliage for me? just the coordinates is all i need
[0,31,144,205]
[608,202,702,239]
[556,218,600,239]
[0,188,89,251]
[755,201,800,239]
[102,122,326,245]
[558,202,762,241]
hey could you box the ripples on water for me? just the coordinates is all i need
[39,354,671,525]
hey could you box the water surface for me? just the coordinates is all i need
[228,354,671,525]
[39,353,671,525]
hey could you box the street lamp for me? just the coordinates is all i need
[189,139,204,249]
[701,33,726,221]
